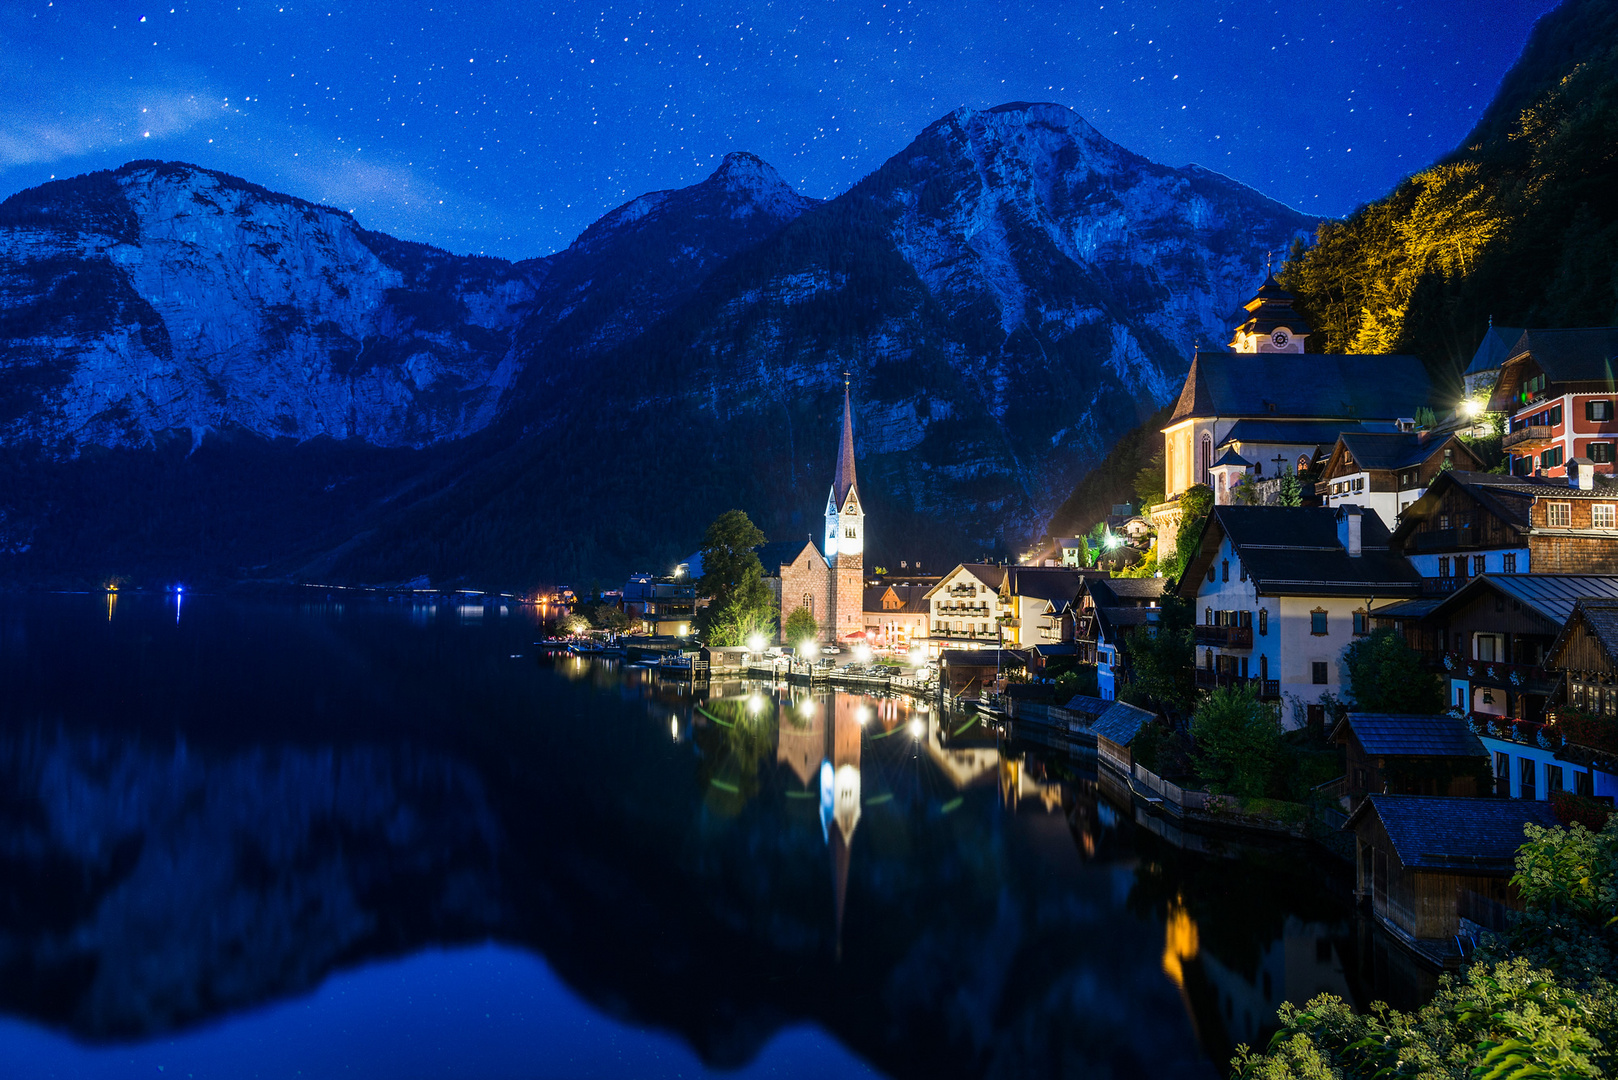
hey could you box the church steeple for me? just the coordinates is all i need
[1228,275,1310,353]
[824,376,863,566]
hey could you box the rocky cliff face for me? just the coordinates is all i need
[0,104,1316,584]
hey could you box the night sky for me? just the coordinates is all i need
[0,0,1561,260]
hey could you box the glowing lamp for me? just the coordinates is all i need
[747,633,767,654]
[908,719,924,739]
[799,639,818,658]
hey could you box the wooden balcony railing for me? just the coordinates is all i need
[1502,425,1556,452]
[1436,652,1559,692]
[1194,624,1253,648]
[1194,670,1279,698]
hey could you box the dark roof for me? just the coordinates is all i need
[1006,567,1088,604]
[1170,351,1434,425]
[1464,325,1526,377]
[1390,470,1618,548]
[1087,577,1168,605]
[1425,573,1618,628]
[1371,596,1446,620]
[1182,505,1421,599]
[1334,713,1487,758]
[939,649,1031,667]
[833,383,858,505]
[1221,418,1402,450]
[1548,598,1618,669]
[1063,694,1112,719]
[1094,606,1157,643]
[1090,700,1156,746]
[1335,432,1453,471]
[1345,795,1560,872]
[1511,327,1618,383]
[1212,447,1253,468]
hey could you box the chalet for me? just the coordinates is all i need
[1487,327,1618,479]
[862,583,930,653]
[1415,573,1618,725]
[1073,577,1168,700]
[1347,795,1559,958]
[1178,505,1423,727]
[1002,567,1092,647]
[1330,713,1489,809]
[1152,276,1437,559]
[925,564,1010,652]
[1318,432,1482,530]
[1538,598,1618,799]
[1389,468,1618,586]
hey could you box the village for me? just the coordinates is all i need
[552,278,1618,973]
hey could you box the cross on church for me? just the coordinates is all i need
[1273,453,1287,476]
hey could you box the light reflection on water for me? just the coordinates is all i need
[0,594,1435,1079]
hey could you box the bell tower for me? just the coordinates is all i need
[823,376,864,643]
[1229,275,1310,354]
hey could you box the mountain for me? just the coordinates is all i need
[1278,0,1618,381]
[0,104,1316,587]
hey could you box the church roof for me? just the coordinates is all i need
[1220,418,1401,450]
[1464,325,1527,376]
[832,382,858,505]
[1169,351,1433,425]
[1211,447,1252,468]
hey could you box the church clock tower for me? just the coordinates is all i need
[824,378,865,644]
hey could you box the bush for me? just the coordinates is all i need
[1343,628,1445,714]
[1190,685,1285,799]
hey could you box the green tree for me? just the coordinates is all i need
[1161,483,1212,583]
[1120,595,1196,718]
[783,605,820,647]
[694,510,774,643]
[1190,684,1285,798]
[1343,627,1446,713]
[1133,446,1166,512]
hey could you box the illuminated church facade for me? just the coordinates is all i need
[777,383,865,644]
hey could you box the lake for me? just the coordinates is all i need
[0,593,1434,1078]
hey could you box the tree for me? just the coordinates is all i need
[1190,685,1285,799]
[783,605,819,647]
[1133,446,1166,512]
[1161,483,1212,583]
[1343,627,1445,713]
[694,510,773,642]
[1120,595,1197,718]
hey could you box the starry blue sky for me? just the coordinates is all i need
[0,0,1560,260]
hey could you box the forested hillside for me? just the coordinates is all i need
[1278,0,1618,385]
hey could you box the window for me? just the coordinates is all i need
[1596,504,1617,529]
[1550,404,1564,427]
[1353,610,1369,635]
[1221,560,1229,582]
[1440,514,1451,529]
[1207,564,1215,582]
[1576,770,1593,796]
[1592,442,1615,464]
[1311,609,1328,635]
[1200,435,1212,486]
[1205,607,1213,625]
[845,526,855,538]
[1354,477,1365,493]
[1260,655,1268,680]
[1542,446,1565,470]
[1306,703,1326,728]
[1439,556,1452,578]
[1520,757,1537,801]
[1455,556,1468,580]
[1297,454,1310,473]
[1312,661,1329,685]
[1495,752,1510,784]
[1547,502,1573,527]
[1239,561,1247,582]
[1258,608,1268,636]
[1547,765,1564,793]
[1504,552,1518,573]
[1473,555,1487,575]
[802,593,814,617]
[1589,400,1613,422]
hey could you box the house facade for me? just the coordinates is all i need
[924,564,1011,653]
[862,583,930,653]
[1177,505,1423,727]
[1318,432,1481,530]
[1488,328,1618,479]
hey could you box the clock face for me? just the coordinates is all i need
[1271,329,1291,348]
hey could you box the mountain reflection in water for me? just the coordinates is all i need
[0,595,1433,1078]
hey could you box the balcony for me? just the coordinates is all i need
[1194,670,1280,699]
[1502,424,1556,453]
[1195,624,1253,649]
[1435,652,1558,693]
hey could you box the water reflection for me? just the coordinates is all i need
[0,595,1434,1078]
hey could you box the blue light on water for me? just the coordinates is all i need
[0,945,883,1080]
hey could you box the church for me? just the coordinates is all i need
[1151,277,1440,560]
[777,382,866,644]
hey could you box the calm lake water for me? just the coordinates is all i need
[0,594,1434,1079]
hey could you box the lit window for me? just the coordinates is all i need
[1547,502,1572,527]
[1595,504,1616,529]
[1439,557,1452,577]
[1440,514,1451,529]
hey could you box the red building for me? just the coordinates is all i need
[1490,328,1618,478]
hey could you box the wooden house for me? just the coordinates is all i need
[1487,327,1618,479]
[1089,699,1156,779]
[1539,598,1618,799]
[1390,468,1618,586]
[1318,431,1482,531]
[938,649,1030,700]
[1072,577,1167,700]
[1330,713,1489,809]
[1346,794,1559,955]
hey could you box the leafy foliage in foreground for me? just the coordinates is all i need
[1343,628,1447,714]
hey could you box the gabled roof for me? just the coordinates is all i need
[1332,713,1486,759]
[1090,700,1156,746]
[924,563,1010,598]
[780,539,827,572]
[1212,447,1253,468]
[1423,573,1618,629]
[1547,597,1618,670]
[1330,432,1472,473]
[1169,351,1434,425]
[1094,605,1157,644]
[1179,506,1421,600]
[1222,419,1404,450]
[939,649,1031,667]
[1390,470,1618,548]
[1005,566,1088,604]
[1344,794,1559,871]
[863,583,930,615]
[1464,325,1526,377]
[1087,577,1168,606]
[1510,327,1618,382]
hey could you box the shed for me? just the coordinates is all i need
[1345,794,1559,950]
[1089,700,1156,778]
[939,649,1031,699]
[1330,713,1490,808]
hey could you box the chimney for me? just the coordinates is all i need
[1571,456,1596,491]
[1337,505,1363,557]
